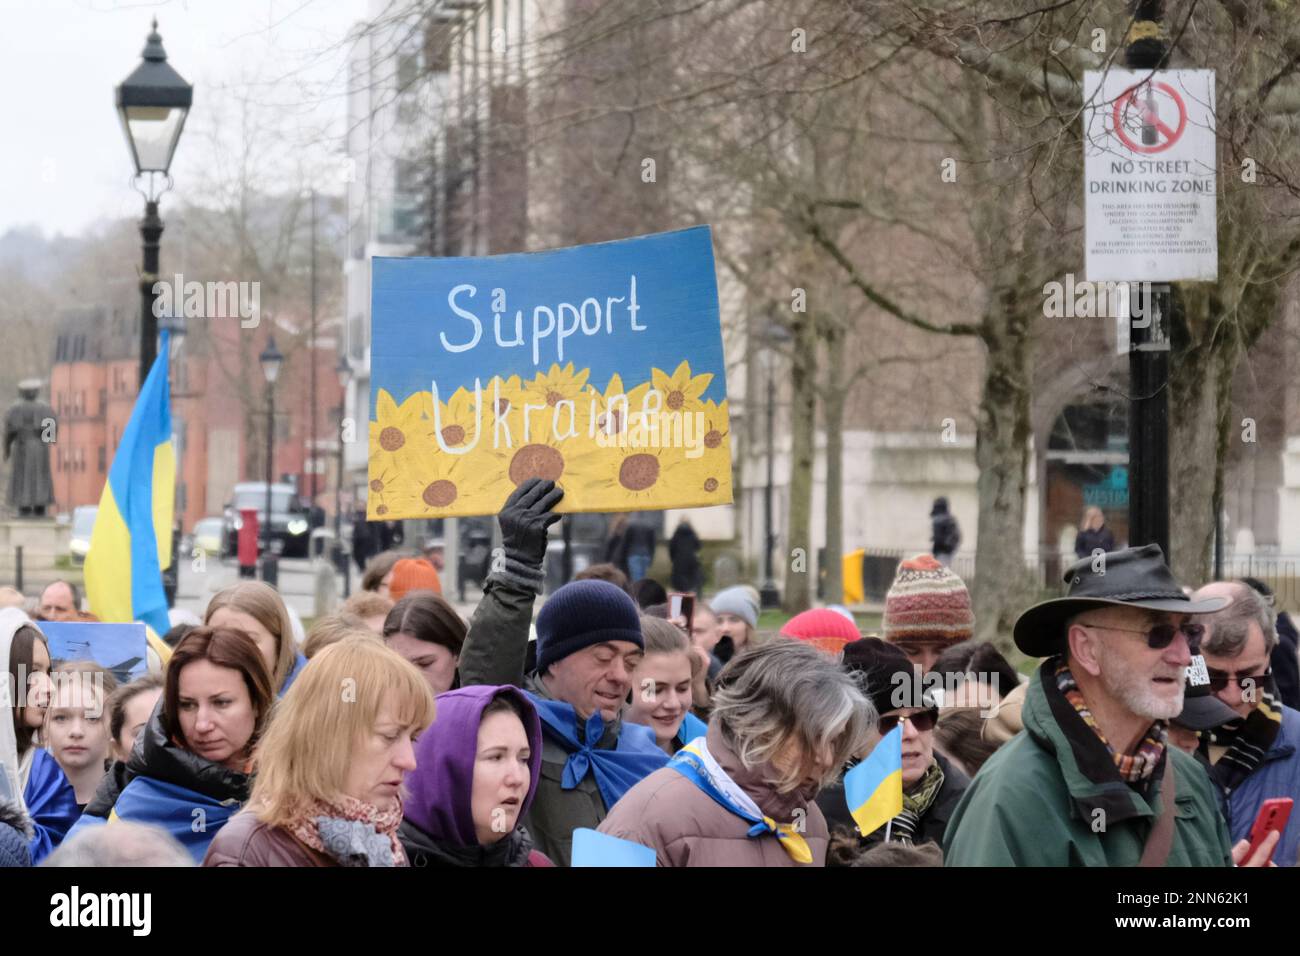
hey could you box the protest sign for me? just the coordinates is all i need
[41,621,149,683]
[570,828,657,867]
[368,226,733,518]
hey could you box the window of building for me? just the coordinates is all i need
[424,18,452,73]
[397,52,419,91]
[99,446,106,473]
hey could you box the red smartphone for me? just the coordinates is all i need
[1245,797,1293,863]
[668,592,696,634]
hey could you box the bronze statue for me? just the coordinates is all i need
[4,379,55,517]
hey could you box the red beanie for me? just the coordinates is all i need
[389,558,442,601]
[780,608,862,655]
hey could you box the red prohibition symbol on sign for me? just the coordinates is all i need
[1112,81,1187,154]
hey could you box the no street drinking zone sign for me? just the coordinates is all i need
[1083,69,1217,282]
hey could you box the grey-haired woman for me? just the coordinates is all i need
[598,638,874,866]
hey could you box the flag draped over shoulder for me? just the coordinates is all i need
[85,332,174,638]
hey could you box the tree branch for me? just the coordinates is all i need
[805,217,982,337]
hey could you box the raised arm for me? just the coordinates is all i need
[459,478,564,688]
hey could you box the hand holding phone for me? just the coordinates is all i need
[668,592,695,634]
[1245,797,1293,865]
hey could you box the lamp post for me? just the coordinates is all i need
[259,337,284,580]
[307,188,318,507]
[758,323,790,609]
[334,354,352,597]
[1124,0,1171,558]
[160,314,186,607]
[116,19,192,390]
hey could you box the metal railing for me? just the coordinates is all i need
[850,548,1300,608]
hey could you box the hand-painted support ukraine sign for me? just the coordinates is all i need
[369,226,733,518]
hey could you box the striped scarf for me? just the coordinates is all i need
[888,761,945,845]
[1205,681,1282,796]
[1055,659,1167,784]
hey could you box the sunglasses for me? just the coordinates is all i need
[1205,669,1271,693]
[878,708,938,735]
[1078,620,1205,651]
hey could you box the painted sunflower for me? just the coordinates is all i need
[650,360,713,415]
[427,383,482,452]
[369,389,428,475]
[383,445,483,517]
[522,362,591,412]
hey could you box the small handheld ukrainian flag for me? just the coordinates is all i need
[845,724,904,837]
[85,332,175,639]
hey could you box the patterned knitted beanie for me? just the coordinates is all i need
[882,554,974,646]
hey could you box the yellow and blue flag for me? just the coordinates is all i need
[845,724,904,837]
[85,332,174,638]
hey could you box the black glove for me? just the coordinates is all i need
[492,478,564,592]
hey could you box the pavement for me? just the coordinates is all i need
[173,553,483,626]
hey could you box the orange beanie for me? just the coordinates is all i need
[389,558,442,601]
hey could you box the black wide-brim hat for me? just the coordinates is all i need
[1013,544,1228,657]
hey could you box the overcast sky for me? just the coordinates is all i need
[0,0,368,237]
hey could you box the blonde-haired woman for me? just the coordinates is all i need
[1073,505,1116,559]
[204,637,436,867]
[205,581,305,695]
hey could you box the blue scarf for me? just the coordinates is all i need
[23,748,79,865]
[110,775,242,863]
[675,712,708,750]
[280,652,308,696]
[527,696,668,810]
[668,737,813,863]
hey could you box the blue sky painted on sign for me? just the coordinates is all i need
[370,226,727,408]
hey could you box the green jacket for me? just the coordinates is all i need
[459,575,620,867]
[943,663,1232,867]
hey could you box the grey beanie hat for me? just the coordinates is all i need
[710,586,759,629]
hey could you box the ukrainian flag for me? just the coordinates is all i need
[845,724,904,837]
[85,332,175,640]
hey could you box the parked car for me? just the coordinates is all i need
[191,517,225,556]
[69,505,97,564]
[221,483,311,558]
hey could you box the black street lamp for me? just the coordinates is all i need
[116,19,192,391]
[160,313,186,607]
[758,322,791,609]
[260,337,284,578]
[334,354,352,597]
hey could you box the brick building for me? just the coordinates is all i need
[50,306,343,534]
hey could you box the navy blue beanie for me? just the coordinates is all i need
[536,579,644,673]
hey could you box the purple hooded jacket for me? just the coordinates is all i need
[400,685,549,866]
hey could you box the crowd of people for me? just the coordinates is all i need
[3,478,1299,868]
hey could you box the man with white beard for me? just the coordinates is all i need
[944,545,1280,867]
